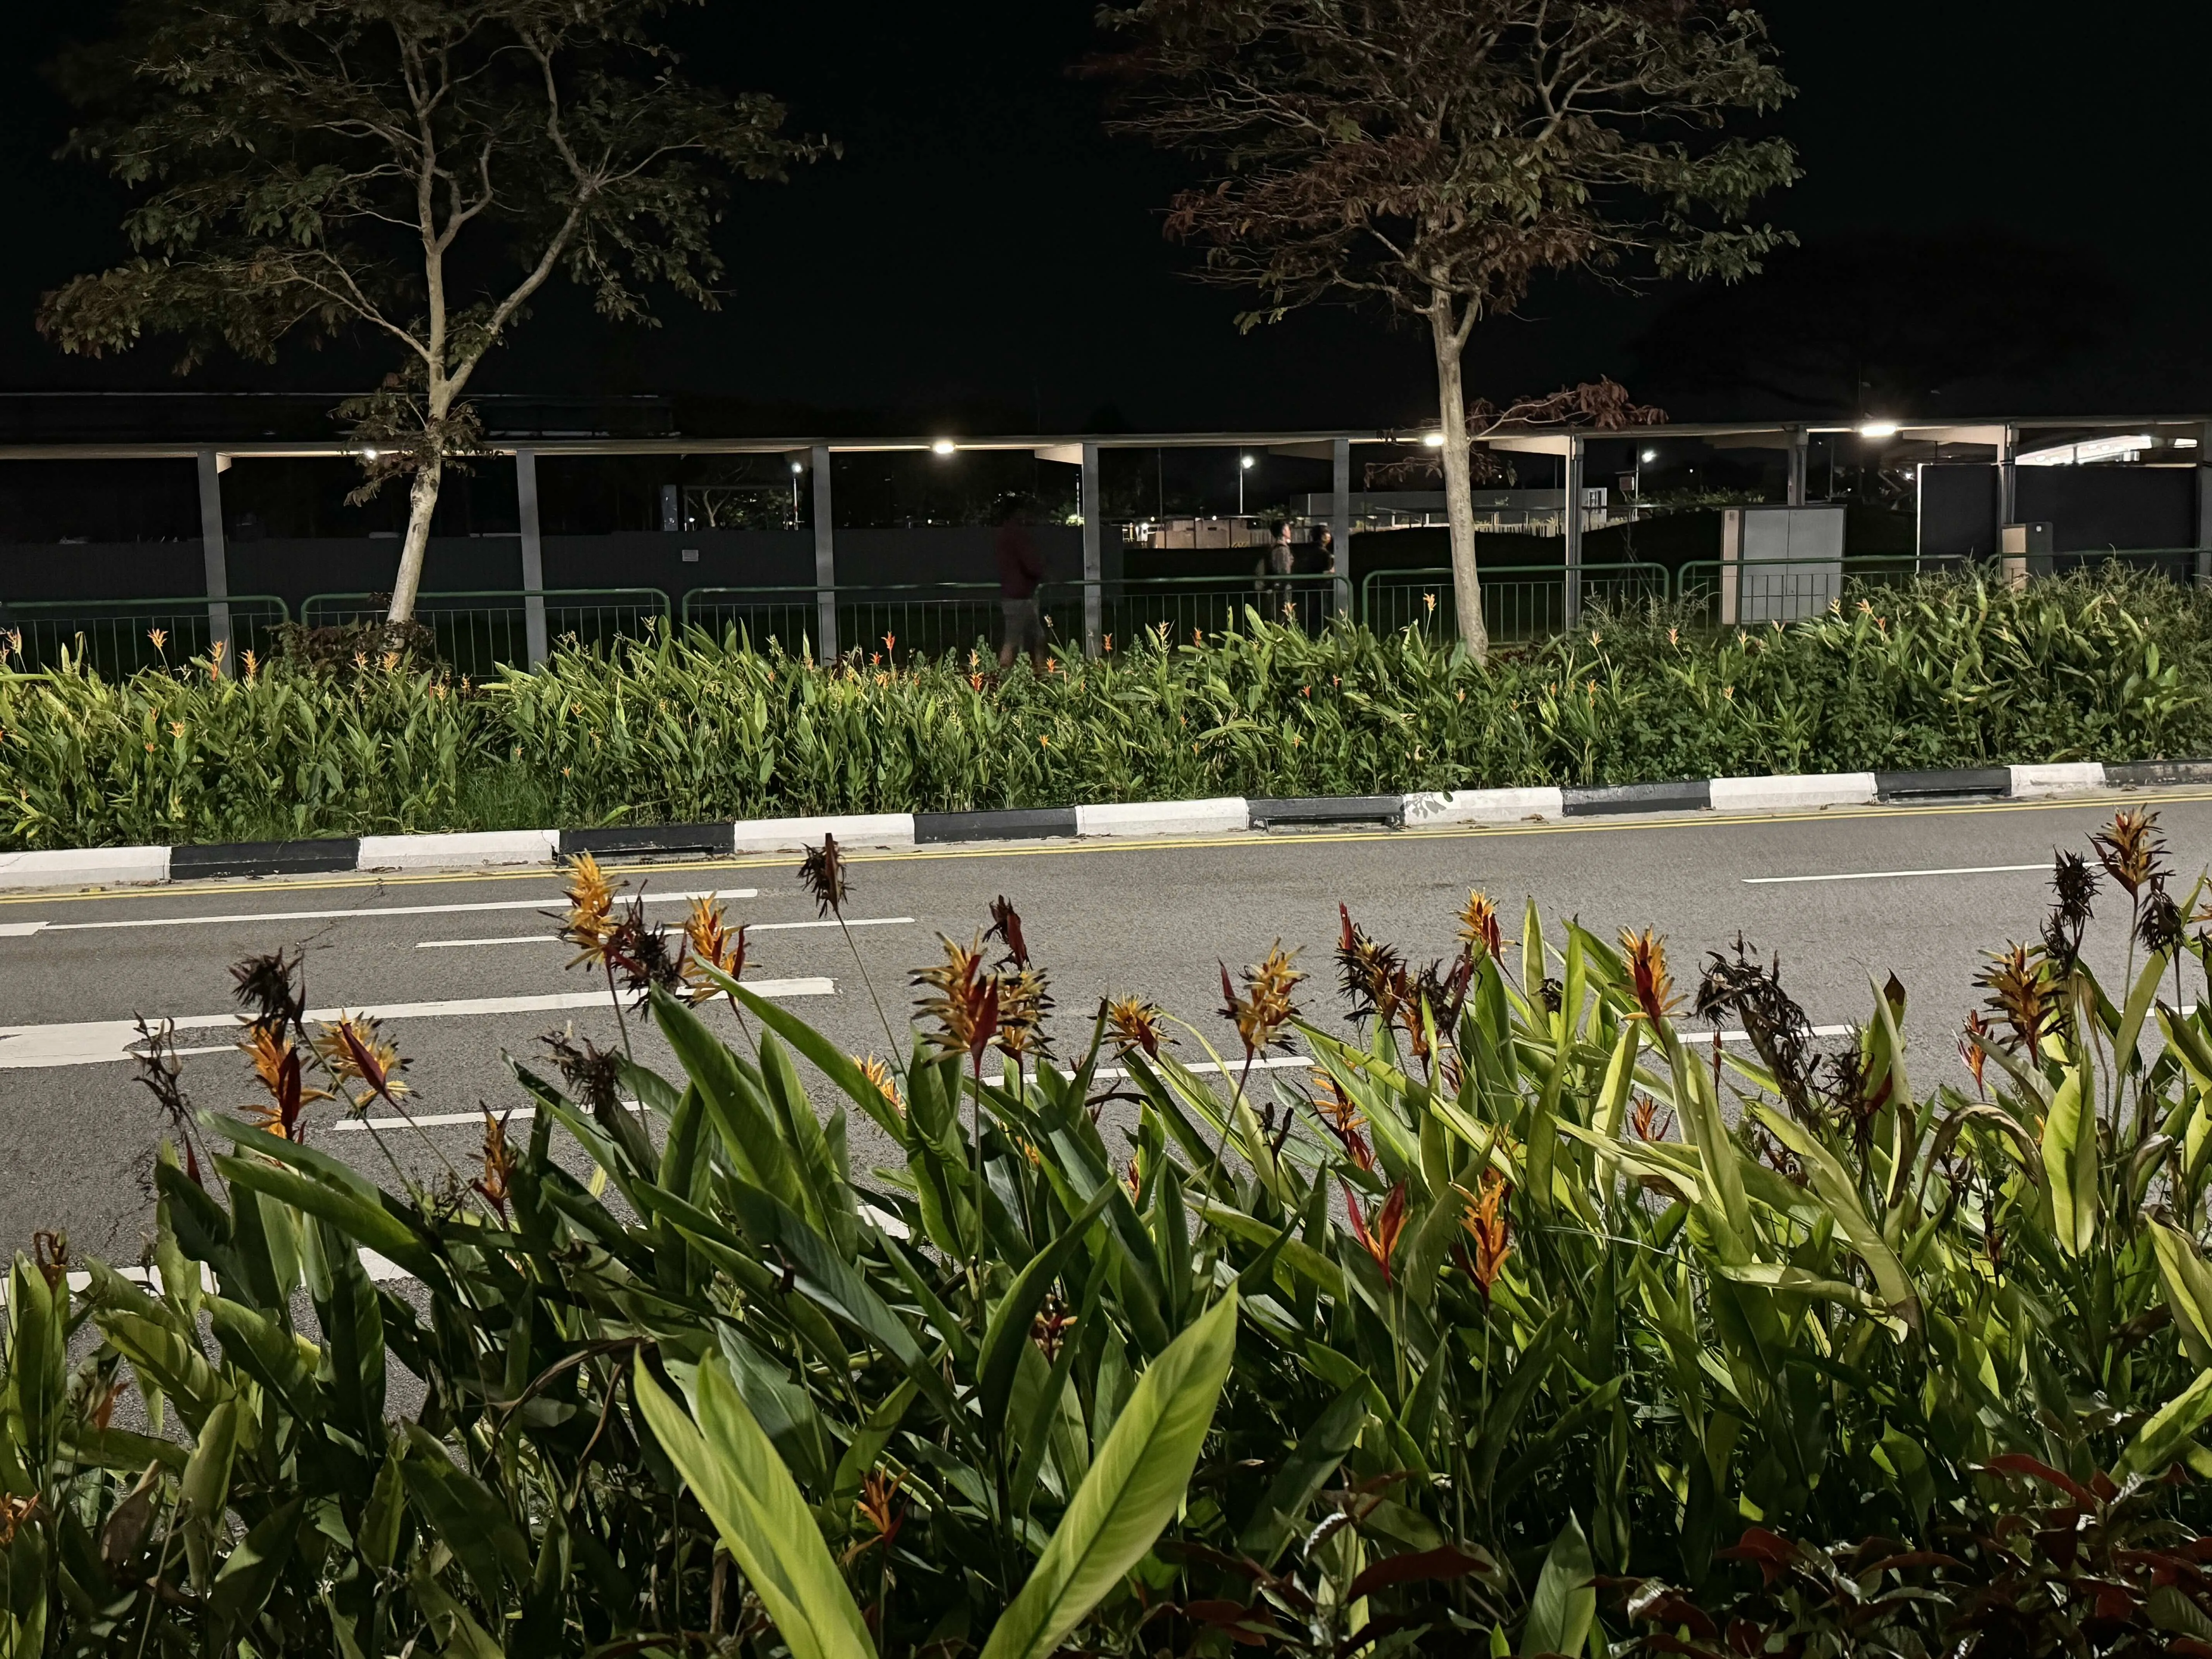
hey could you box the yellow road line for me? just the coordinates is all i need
[4,785,2209,907]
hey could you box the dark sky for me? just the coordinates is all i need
[0,1,2199,433]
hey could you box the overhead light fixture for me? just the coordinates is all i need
[362,447,380,461]
[1240,452,1255,469]
[1639,448,1657,463]
[1421,432,1446,448]
[931,438,957,455]
[789,460,804,474]
[1857,421,1899,439]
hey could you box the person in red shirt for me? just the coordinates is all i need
[994,501,1047,672]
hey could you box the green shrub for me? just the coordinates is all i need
[3,567,2208,848]
[11,813,2212,1653]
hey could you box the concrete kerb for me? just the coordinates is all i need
[7,760,2212,892]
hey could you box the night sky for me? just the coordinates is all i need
[0,1,2199,434]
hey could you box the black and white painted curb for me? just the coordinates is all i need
[2,758,2207,892]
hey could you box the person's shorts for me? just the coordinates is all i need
[1001,596,1044,650]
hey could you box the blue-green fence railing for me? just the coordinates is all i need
[0,594,292,678]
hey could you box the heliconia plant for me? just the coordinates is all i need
[3,563,2209,849]
[9,813,2212,1654]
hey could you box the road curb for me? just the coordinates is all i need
[6,757,2210,891]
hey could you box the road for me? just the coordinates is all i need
[5,787,2210,1263]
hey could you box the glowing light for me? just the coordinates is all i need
[790,460,804,474]
[362,447,380,461]
[1640,449,1657,463]
[931,439,956,456]
[1857,421,1899,439]
[1421,432,1446,448]
[1240,453,1255,468]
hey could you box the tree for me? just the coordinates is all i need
[1094,0,1798,660]
[40,0,818,624]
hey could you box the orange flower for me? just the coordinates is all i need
[1345,1182,1407,1285]
[857,1055,903,1118]
[473,1108,517,1219]
[240,1025,331,1140]
[312,1014,409,1107]
[1455,1172,1512,1300]
[1619,927,1680,1025]
[1456,890,1506,961]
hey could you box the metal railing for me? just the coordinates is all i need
[300,588,670,675]
[0,594,292,677]
[681,582,1020,663]
[1083,572,1341,650]
[1359,564,1669,641]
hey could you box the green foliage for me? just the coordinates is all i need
[3,567,2209,850]
[6,812,2212,1653]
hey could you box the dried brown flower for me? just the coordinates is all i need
[1221,943,1305,1060]
[1456,890,1506,960]
[2093,807,2168,900]
[985,895,1031,969]
[800,833,849,918]
[473,1108,517,1219]
[1975,943,2056,1052]
[914,935,1000,1065]
[1105,996,1170,1060]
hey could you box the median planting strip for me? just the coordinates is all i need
[0,755,2194,891]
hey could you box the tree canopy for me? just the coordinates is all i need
[40,0,817,619]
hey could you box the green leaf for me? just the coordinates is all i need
[636,1354,878,1659]
[2040,1065,2098,1257]
[977,1290,1240,1659]
[980,1182,1115,1434]
[730,977,907,1140]
[2119,1366,2212,1478]
[2153,1221,2212,1370]
[209,1497,304,1628]
[1238,1378,1371,1566]
[1519,1512,1595,1659]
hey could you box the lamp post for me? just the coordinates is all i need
[1239,451,1253,516]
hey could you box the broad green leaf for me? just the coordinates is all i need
[1752,1106,1921,1331]
[637,1354,877,1659]
[1520,1512,1595,1658]
[2119,1367,2212,1478]
[978,1290,1240,1659]
[2040,1066,2098,1256]
[2155,1221,2212,1370]
[980,1182,1114,1432]
[1238,1378,1371,1566]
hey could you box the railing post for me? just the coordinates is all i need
[1081,442,1102,656]
[1331,437,1352,618]
[1787,425,1808,506]
[195,449,232,654]
[811,444,838,659]
[515,447,549,666]
[1563,436,1585,630]
[2197,421,2212,586]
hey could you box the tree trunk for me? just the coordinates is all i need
[1428,299,1489,664]
[386,456,444,625]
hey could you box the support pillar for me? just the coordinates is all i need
[1330,437,1352,617]
[811,444,837,659]
[1080,442,1102,655]
[515,447,548,666]
[2197,422,2212,585]
[1563,438,1585,629]
[1997,425,2018,554]
[195,449,232,654]
[1786,426,1808,506]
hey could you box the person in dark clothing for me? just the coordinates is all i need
[994,502,1046,671]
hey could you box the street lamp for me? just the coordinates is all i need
[789,459,803,526]
[931,438,957,456]
[1238,450,1254,514]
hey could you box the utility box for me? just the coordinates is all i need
[2000,520,2054,589]
[1719,504,1846,624]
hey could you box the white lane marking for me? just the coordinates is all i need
[0,888,759,940]
[0,977,834,1070]
[1743,863,2047,886]
[414,915,917,949]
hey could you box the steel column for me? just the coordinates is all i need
[1563,437,1585,629]
[1081,442,1102,655]
[515,447,549,666]
[811,444,837,659]
[1331,437,1352,617]
[1787,426,1808,506]
[195,449,232,653]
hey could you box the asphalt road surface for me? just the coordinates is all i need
[6,787,2212,1266]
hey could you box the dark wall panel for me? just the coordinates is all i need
[541,530,814,594]
[832,526,1083,587]
[2016,465,2195,552]
[0,541,204,601]
[226,537,523,616]
[1917,464,2001,560]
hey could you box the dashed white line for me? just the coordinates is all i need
[0,887,759,939]
[0,977,834,1070]
[414,916,916,949]
[1743,863,2047,886]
